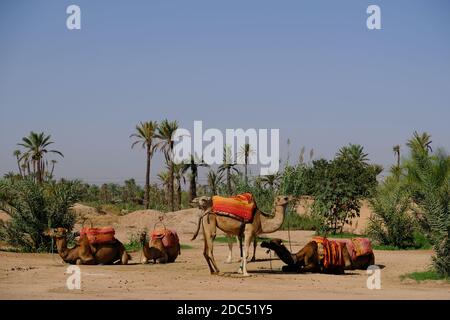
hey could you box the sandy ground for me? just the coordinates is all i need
[1,206,449,300]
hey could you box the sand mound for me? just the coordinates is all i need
[119,208,201,238]
[71,203,100,216]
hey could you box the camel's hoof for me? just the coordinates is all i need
[224,259,233,264]
[237,268,243,274]
[241,273,251,277]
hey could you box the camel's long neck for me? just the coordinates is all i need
[55,238,70,260]
[142,236,151,254]
[260,204,287,234]
[267,243,296,266]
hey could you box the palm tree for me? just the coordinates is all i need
[406,131,433,155]
[182,154,209,202]
[336,143,369,164]
[173,163,186,210]
[238,143,255,185]
[130,121,158,209]
[393,145,401,168]
[207,170,223,195]
[49,160,57,180]
[155,119,179,211]
[218,145,239,195]
[157,170,171,207]
[17,132,63,183]
[260,172,281,191]
[13,150,22,177]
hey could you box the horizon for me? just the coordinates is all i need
[1,0,450,185]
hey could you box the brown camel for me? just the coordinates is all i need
[140,231,180,264]
[261,238,375,274]
[191,195,291,276]
[44,227,130,265]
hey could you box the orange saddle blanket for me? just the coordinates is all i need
[212,193,257,222]
[312,236,346,269]
[151,228,180,249]
[80,227,116,244]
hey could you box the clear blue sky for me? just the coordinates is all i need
[1,0,449,184]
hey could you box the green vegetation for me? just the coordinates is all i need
[367,178,416,248]
[281,212,317,231]
[401,270,450,282]
[0,179,82,252]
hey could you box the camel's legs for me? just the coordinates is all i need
[250,238,257,262]
[238,230,253,277]
[202,216,220,274]
[225,235,233,263]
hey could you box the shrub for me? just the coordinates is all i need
[281,211,317,231]
[367,178,416,248]
[0,179,82,252]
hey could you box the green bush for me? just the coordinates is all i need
[0,179,82,252]
[281,212,317,231]
[367,178,416,249]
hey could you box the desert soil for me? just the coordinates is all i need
[0,206,449,300]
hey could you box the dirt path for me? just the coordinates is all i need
[1,231,449,300]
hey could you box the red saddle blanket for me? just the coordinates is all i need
[312,236,346,269]
[151,228,180,249]
[80,227,116,244]
[212,193,257,222]
[336,238,373,262]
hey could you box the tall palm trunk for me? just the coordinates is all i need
[144,148,151,209]
[169,161,175,211]
[226,167,232,195]
[244,157,248,185]
[189,166,197,202]
[36,158,43,183]
[16,155,23,177]
[176,177,182,210]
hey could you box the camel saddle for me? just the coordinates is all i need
[151,228,180,249]
[80,227,116,245]
[312,236,345,269]
[212,192,257,223]
[337,238,373,262]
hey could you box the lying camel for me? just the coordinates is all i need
[261,238,375,274]
[191,195,291,276]
[44,227,130,265]
[140,231,180,264]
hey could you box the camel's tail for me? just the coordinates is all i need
[191,215,203,241]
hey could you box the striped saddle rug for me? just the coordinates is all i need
[212,192,257,223]
[151,228,180,249]
[80,227,116,244]
[336,238,373,262]
[312,236,346,269]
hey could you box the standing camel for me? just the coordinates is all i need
[191,195,290,276]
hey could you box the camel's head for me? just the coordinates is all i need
[140,231,148,244]
[43,227,69,239]
[274,195,291,207]
[260,238,284,251]
[190,196,212,211]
